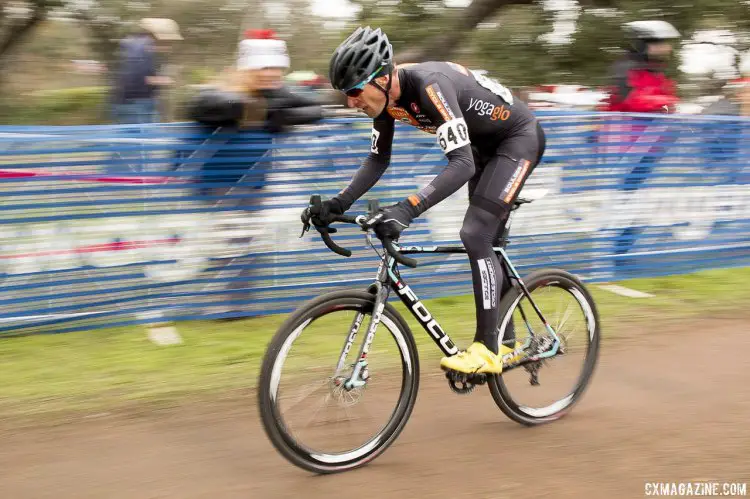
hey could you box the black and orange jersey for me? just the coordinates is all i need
[369,61,535,161]
[338,61,539,216]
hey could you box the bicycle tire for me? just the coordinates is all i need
[488,269,601,426]
[257,290,420,474]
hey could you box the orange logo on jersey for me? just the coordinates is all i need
[425,85,454,122]
[467,98,512,121]
[388,106,419,126]
[491,105,512,121]
[388,106,437,134]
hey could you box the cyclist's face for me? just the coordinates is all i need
[346,81,387,118]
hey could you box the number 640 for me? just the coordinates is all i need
[438,122,468,150]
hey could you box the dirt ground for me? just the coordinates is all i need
[1,317,749,499]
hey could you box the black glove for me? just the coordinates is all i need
[188,88,246,126]
[262,87,323,133]
[364,200,416,241]
[301,197,345,231]
[264,108,286,134]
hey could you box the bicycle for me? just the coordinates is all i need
[258,193,601,474]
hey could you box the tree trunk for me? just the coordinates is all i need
[395,0,534,64]
[0,7,46,63]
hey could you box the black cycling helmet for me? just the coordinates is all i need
[329,26,394,92]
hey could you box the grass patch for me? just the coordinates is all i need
[0,266,748,419]
[1,87,109,126]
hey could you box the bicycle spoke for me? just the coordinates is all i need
[299,391,334,430]
[552,287,563,325]
[339,394,358,426]
[556,320,576,344]
[555,302,574,338]
[280,378,331,420]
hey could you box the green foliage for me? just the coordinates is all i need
[0,86,108,125]
[467,4,557,87]
[350,0,750,88]
[184,67,218,86]
[7,0,750,124]
[349,0,473,57]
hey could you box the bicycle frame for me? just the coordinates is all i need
[341,242,561,389]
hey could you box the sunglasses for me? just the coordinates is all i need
[345,86,365,98]
[343,68,384,98]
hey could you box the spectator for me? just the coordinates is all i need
[188,29,324,193]
[702,77,746,183]
[735,56,750,116]
[600,20,681,114]
[186,28,323,321]
[111,18,183,124]
[598,20,682,276]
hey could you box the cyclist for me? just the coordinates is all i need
[303,26,546,375]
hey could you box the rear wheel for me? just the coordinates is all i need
[489,269,600,425]
[257,291,420,473]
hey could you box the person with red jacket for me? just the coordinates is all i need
[599,21,682,276]
[600,20,681,113]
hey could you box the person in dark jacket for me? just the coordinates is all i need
[186,29,323,320]
[188,29,323,195]
[112,18,184,124]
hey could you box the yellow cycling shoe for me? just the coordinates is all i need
[440,342,504,374]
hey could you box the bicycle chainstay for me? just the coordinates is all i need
[444,335,561,393]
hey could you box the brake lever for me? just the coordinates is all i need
[300,219,337,237]
[299,221,310,238]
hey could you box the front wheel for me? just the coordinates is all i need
[257,291,420,474]
[489,269,601,426]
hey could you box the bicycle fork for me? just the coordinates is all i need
[336,260,391,391]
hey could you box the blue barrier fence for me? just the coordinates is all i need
[0,111,748,336]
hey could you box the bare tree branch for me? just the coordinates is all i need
[395,0,535,63]
[68,7,121,71]
[0,2,49,61]
[575,0,620,8]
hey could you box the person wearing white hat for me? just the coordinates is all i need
[237,29,287,65]
[189,29,322,131]
[186,29,323,321]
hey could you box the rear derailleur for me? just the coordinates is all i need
[522,334,560,386]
